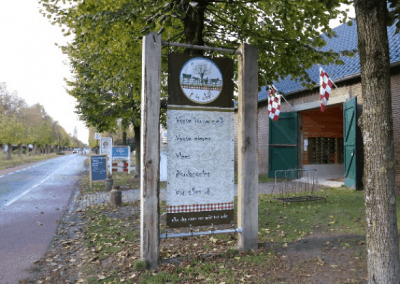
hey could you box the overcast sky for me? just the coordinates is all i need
[0,2,355,146]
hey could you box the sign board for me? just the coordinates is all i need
[89,154,108,188]
[112,145,131,174]
[167,54,234,228]
[112,146,130,160]
[94,133,101,140]
[100,137,112,174]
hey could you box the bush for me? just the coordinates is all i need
[57,152,65,155]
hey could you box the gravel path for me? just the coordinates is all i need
[75,183,277,211]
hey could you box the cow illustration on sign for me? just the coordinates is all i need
[180,57,223,104]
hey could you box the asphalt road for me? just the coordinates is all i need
[0,154,87,284]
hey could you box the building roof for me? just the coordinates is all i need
[258,19,400,102]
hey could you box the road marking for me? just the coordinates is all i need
[4,155,82,207]
[5,189,32,206]
[0,175,3,178]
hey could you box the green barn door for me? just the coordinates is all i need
[344,97,357,188]
[268,112,298,178]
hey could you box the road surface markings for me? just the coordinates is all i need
[4,156,82,207]
[0,175,3,179]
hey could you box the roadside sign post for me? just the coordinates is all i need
[94,133,101,140]
[100,137,113,175]
[140,32,258,270]
[89,154,108,189]
[112,146,131,174]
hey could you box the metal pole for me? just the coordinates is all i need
[271,84,296,112]
[160,227,242,239]
[161,41,239,54]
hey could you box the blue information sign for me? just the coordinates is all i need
[112,146,129,159]
[91,155,107,181]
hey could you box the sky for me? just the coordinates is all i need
[0,1,88,144]
[0,2,355,146]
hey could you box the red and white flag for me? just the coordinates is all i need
[320,67,333,112]
[268,87,281,121]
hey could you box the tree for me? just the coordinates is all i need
[39,0,354,182]
[355,0,400,282]
[193,62,211,84]
[0,83,28,159]
[0,113,25,160]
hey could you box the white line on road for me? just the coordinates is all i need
[4,156,82,207]
[5,189,32,206]
[0,175,3,178]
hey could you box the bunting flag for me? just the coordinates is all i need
[268,87,281,121]
[320,67,333,112]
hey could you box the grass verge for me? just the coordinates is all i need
[0,152,59,170]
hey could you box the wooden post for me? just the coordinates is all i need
[89,155,92,189]
[140,32,161,269]
[237,43,259,251]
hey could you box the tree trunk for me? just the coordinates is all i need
[6,143,12,160]
[134,125,140,177]
[17,144,22,157]
[123,130,127,145]
[183,2,206,56]
[32,144,37,156]
[26,145,30,156]
[355,1,400,283]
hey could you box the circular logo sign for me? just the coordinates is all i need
[103,142,109,147]
[179,57,223,104]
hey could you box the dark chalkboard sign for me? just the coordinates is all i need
[90,155,107,184]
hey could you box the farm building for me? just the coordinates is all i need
[234,19,400,191]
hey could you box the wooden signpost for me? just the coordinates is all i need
[140,32,258,269]
[89,154,108,189]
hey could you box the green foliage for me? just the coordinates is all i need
[39,0,354,133]
[0,114,25,145]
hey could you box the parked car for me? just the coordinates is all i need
[73,148,81,154]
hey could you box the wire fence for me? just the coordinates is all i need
[272,169,326,205]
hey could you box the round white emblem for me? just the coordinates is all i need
[179,57,223,104]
